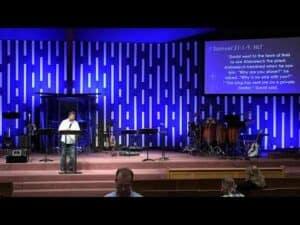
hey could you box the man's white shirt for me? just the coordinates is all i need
[58,119,80,144]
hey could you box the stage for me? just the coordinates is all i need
[1,150,300,197]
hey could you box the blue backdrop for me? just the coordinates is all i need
[0,28,299,150]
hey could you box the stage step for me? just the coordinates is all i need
[1,157,300,171]
[13,188,112,197]
[0,169,167,183]
[14,180,115,190]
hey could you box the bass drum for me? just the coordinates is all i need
[216,124,227,145]
[228,127,240,145]
[203,119,216,145]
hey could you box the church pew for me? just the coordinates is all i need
[168,166,285,180]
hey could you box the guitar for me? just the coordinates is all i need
[248,129,263,157]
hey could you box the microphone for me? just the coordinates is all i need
[69,123,72,129]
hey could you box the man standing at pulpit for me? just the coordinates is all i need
[58,111,80,172]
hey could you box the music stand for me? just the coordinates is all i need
[58,130,82,174]
[121,129,138,156]
[38,128,56,162]
[2,112,20,149]
[159,130,169,161]
[139,128,158,161]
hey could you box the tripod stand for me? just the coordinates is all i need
[139,129,158,162]
[38,128,55,162]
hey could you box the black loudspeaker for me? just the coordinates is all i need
[19,135,29,148]
[6,149,29,163]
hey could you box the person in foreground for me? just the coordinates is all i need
[105,168,143,197]
[237,165,266,192]
[221,177,245,197]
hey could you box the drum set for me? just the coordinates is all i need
[184,113,253,158]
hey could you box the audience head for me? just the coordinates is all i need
[246,165,266,188]
[115,167,134,197]
[221,177,237,194]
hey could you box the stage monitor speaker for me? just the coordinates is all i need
[6,149,29,163]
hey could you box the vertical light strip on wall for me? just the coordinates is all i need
[80,64,83,93]
[142,112,145,146]
[142,90,144,104]
[134,73,137,89]
[179,74,182,89]
[172,43,175,58]
[39,57,43,81]
[290,96,294,138]
[111,43,114,57]
[16,41,19,80]
[55,41,59,57]
[126,66,130,104]
[180,96,182,135]
[88,72,91,88]
[7,64,10,104]
[23,64,26,103]
[7,40,10,56]
[32,72,35,88]
[165,105,168,129]
[0,96,2,135]
[0,40,2,64]
[56,64,59,93]
[165,43,168,82]
[157,44,160,58]
[88,42,91,65]
[111,65,114,104]
[119,43,122,82]
[48,41,51,65]
[187,112,190,144]
[172,127,175,147]
[256,105,260,130]
[194,41,198,66]
[48,72,51,89]
[15,88,19,97]
[149,96,152,128]
[96,57,99,81]
[172,66,175,104]
[240,96,244,121]
[187,90,190,105]
[149,43,152,67]
[0,72,2,88]
[31,41,35,65]
[134,43,137,66]
[149,74,152,89]
[264,128,268,150]
[194,73,197,88]
[126,43,129,58]
[103,73,106,88]
[224,96,228,115]
[157,65,160,104]
[103,96,107,131]
[80,41,83,56]
[103,42,107,66]
[31,96,35,124]
[282,112,285,148]
[179,42,182,66]
[142,59,145,82]
[71,42,75,81]
[187,58,190,82]
[134,96,137,130]
[273,96,276,138]
[194,96,197,117]
[119,104,122,128]
[15,104,19,129]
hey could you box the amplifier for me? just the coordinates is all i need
[6,149,29,163]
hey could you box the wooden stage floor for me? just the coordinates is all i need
[1,150,300,197]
